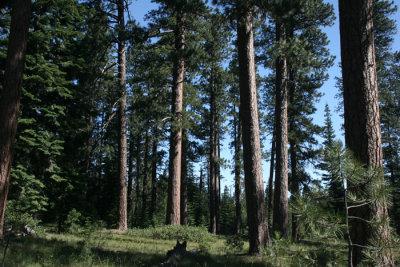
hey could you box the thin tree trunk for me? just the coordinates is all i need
[116,0,127,232]
[233,106,242,235]
[209,68,220,234]
[150,135,158,223]
[141,124,150,226]
[273,16,289,239]
[216,132,221,233]
[289,140,300,242]
[339,0,394,265]
[127,130,134,226]
[166,9,185,225]
[267,131,275,228]
[180,129,188,226]
[288,63,300,242]
[0,0,31,237]
[237,5,270,254]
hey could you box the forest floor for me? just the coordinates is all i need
[1,225,394,266]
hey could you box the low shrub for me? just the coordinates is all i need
[130,225,215,244]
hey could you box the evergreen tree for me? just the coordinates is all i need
[197,9,231,234]
[318,104,343,213]
[339,0,394,264]
[115,0,128,232]
[236,0,270,254]
[272,2,289,239]
[0,0,31,237]
[214,0,270,254]
[220,186,235,235]
[148,0,206,225]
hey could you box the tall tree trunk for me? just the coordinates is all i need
[237,5,270,254]
[289,140,300,242]
[209,68,220,234]
[233,106,242,235]
[273,17,289,239]
[127,130,134,226]
[150,135,158,223]
[288,63,300,242]
[267,131,275,228]
[339,0,394,265]
[116,0,127,232]
[180,129,188,226]
[166,9,185,225]
[0,0,31,237]
[141,124,150,226]
[216,134,221,233]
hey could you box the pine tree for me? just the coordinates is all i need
[260,0,334,240]
[0,0,31,237]
[148,0,206,225]
[197,9,231,234]
[318,104,343,213]
[220,186,235,235]
[213,0,270,253]
[116,0,128,232]
[339,0,394,265]
[237,1,270,254]
[272,7,289,239]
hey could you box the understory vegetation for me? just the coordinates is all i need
[1,225,353,267]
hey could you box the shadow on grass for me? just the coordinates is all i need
[1,235,164,266]
[180,253,271,267]
[1,236,271,267]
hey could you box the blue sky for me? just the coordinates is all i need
[129,0,400,191]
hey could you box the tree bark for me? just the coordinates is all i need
[267,131,275,228]
[209,67,220,234]
[339,0,394,265]
[116,0,127,232]
[289,140,300,242]
[273,17,289,239]
[288,63,300,242]
[0,0,31,237]
[233,105,242,235]
[150,135,158,223]
[141,124,150,226]
[166,9,185,225]
[127,130,134,226]
[237,5,270,254]
[180,129,188,226]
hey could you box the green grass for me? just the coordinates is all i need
[2,226,392,266]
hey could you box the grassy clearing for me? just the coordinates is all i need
[0,226,387,266]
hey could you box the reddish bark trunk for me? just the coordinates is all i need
[339,0,393,265]
[0,0,31,237]
[116,0,127,232]
[273,17,289,239]
[237,5,269,254]
[180,129,188,226]
[166,10,185,225]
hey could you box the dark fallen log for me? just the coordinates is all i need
[159,240,199,267]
